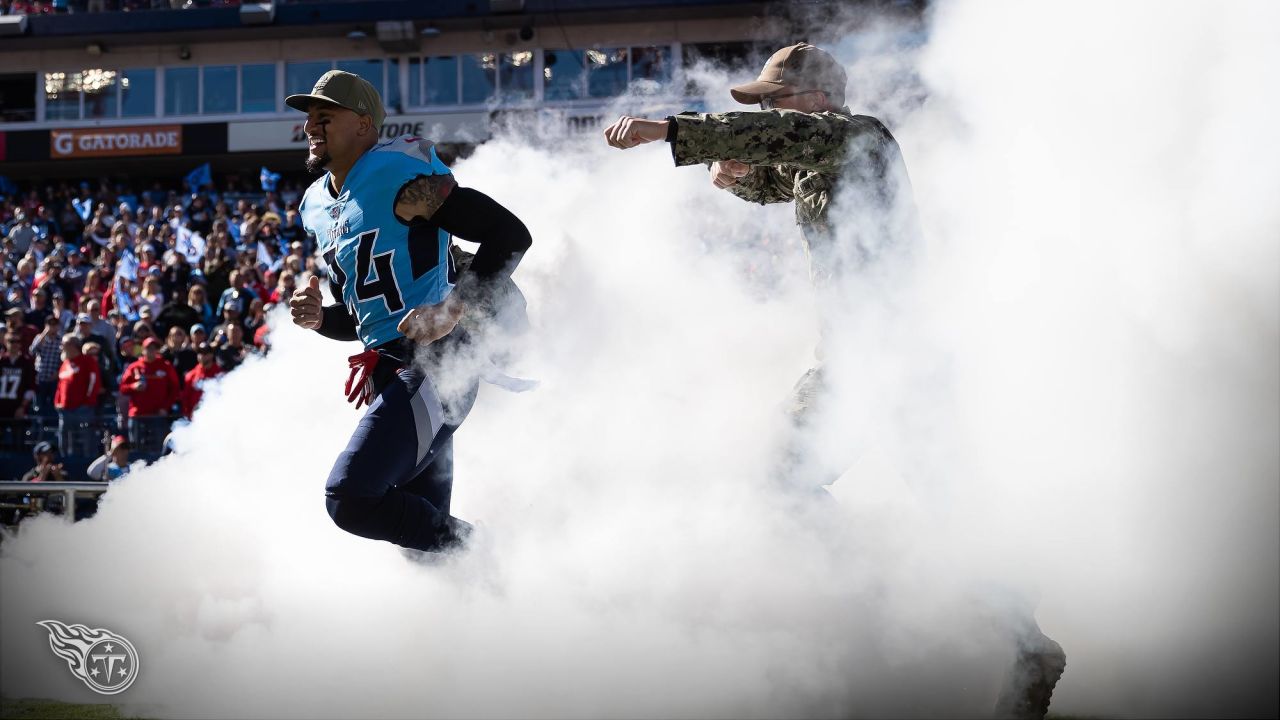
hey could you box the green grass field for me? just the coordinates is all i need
[0,696,135,720]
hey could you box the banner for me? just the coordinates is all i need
[260,166,281,192]
[72,197,93,222]
[50,125,182,159]
[185,163,212,192]
[115,247,139,282]
[175,226,206,264]
[227,112,490,152]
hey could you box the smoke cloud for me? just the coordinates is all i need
[2,1,1276,717]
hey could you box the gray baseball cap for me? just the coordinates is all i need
[285,70,385,131]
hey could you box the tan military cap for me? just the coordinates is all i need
[730,42,847,105]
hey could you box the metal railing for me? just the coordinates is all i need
[0,481,109,523]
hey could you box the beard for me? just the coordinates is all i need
[304,150,331,175]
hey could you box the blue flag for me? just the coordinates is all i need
[255,240,283,273]
[176,226,206,264]
[260,166,281,192]
[0,176,17,198]
[72,198,93,222]
[185,163,212,193]
[113,276,138,322]
[115,247,139,282]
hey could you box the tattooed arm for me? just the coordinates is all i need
[393,174,457,224]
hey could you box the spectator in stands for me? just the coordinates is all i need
[143,205,166,236]
[33,205,60,240]
[138,246,160,276]
[161,249,193,300]
[253,314,271,351]
[189,323,208,349]
[119,337,178,453]
[283,254,305,277]
[155,282,203,339]
[188,195,213,236]
[131,318,157,349]
[14,257,36,295]
[139,273,165,317]
[80,268,106,306]
[180,342,220,418]
[84,299,115,352]
[108,309,130,346]
[216,301,244,338]
[72,312,112,353]
[74,312,115,378]
[0,334,37,444]
[58,247,90,298]
[29,314,62,415]
[242,297,267,337]
[6,306,37,348]
[54,333,101,456]
[86,434,131,482]
[162,325,196,383]
[49,293,75,334]
[81,341,115,417]
[269,270,296,304]
[2,236,20,269]
[116,203,139,238]
[214,322,248,371]
[6,210,36,255]
[202,247,232,301]
[279,208,305,248]
[24,289,52,328]
[85,206,112,247]
[168,203,185,232]
[216,269,255,318]
[22,441,66,484]
[111,335,136,425]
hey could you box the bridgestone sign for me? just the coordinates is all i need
[227,113,490,152]
[50,125,182,159]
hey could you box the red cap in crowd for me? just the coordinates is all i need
[142,337,161,349]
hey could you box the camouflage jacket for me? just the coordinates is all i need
[669,108,912,278]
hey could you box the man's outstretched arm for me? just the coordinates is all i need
[603,114,794,205]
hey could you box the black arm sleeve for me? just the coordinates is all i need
[315,275,358,342]
[432,187,532,279]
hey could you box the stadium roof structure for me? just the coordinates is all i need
[2,0,828,49]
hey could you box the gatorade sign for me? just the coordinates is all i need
[50,125,182,159]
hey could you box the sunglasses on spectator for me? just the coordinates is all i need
[759,90,826,110]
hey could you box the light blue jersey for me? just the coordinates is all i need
[300,136,455,348]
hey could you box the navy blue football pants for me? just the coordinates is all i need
[325,364,478,552]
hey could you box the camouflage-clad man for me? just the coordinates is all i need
[604,42,916,488]
[605,43,1066,720]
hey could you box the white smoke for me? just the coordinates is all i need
[2,1,1277,717]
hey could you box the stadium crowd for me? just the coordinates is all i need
[0,170,316,500]
[1,0,242,14]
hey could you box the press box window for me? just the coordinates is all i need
[202,65,237,114]
[241,64,275,113]
[0,73,37,123]
[164,67,199,116]
[121,69,155,117]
